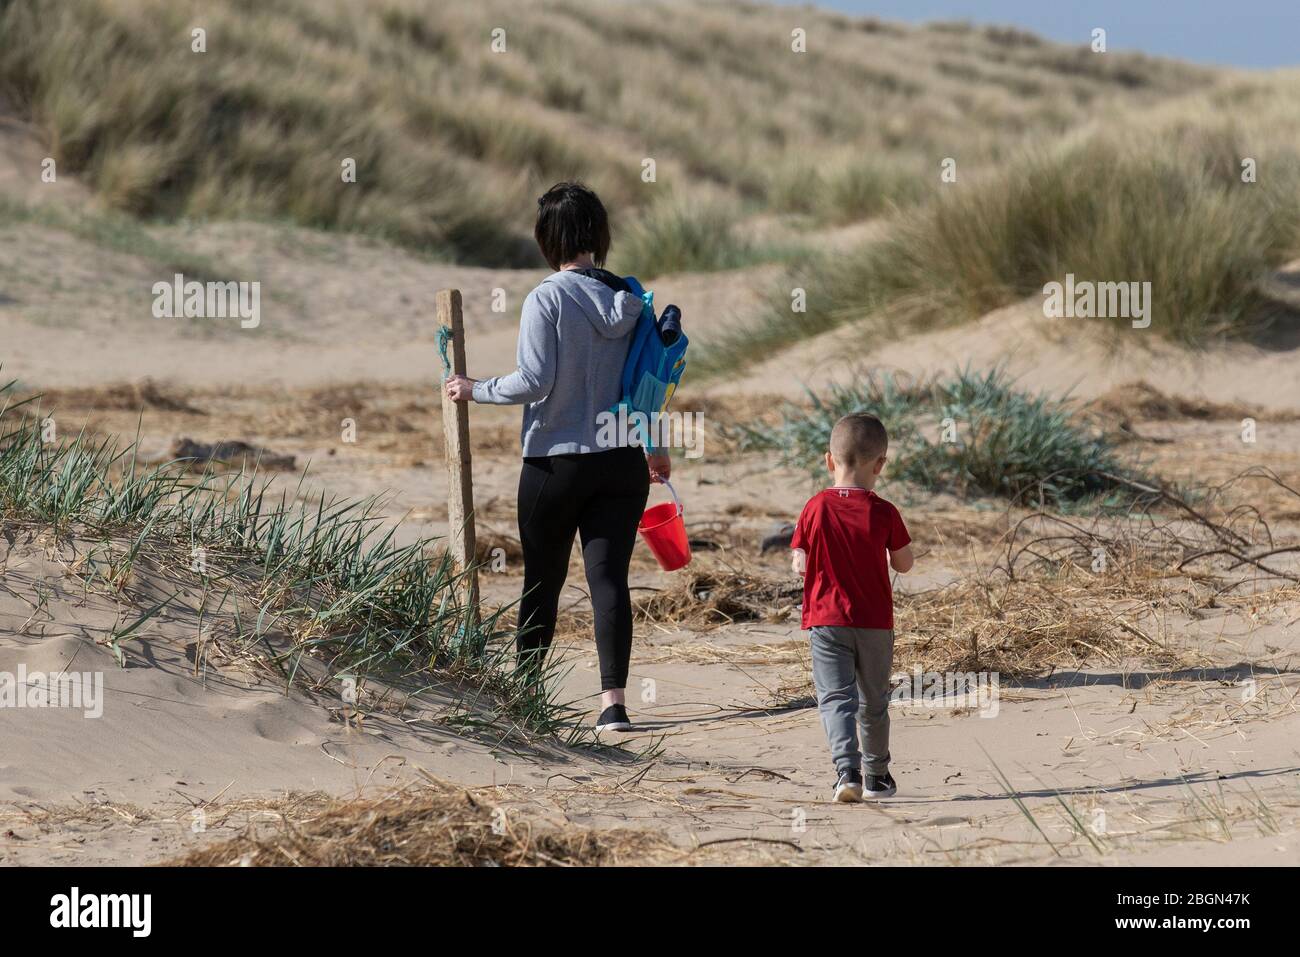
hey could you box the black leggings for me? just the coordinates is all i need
[516,446,649,690]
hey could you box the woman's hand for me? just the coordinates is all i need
[646,451,671,483]
[444,374,478,402]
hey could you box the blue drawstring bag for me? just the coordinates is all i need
[614,276,688,451]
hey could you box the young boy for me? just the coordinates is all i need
[791,413,914,803]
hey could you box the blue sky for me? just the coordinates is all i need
[769,1,1297,68]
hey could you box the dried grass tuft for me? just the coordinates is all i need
[474,529,524,566]
[633,568,802,630]
[31,379,205,415]
[1092,381,1265,424]
[892,568,1191,677]
[170,781,673,867]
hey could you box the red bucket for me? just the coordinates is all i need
[638,481,691,571]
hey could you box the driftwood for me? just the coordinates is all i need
[170,437,296,471]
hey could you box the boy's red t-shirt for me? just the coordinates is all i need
[791,487,910,630]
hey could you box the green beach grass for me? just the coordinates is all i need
[0,381,588,742]
[734,367,1158,509]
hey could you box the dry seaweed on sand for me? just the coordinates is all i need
[890,570,1194,678]
[762,565,1200,710]
[1005,466,1300,586]
[170,437,296,471]
[169,781,673,867]
[474,528,524,565]
[639,638,807,666]
[26,379,205,415]
[430,527,524,568]
[1091,381,1295,425]
[910,467,1300,676]
[633,567,802,629]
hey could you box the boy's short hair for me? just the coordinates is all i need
[534,182,611,271]
[830,413,888,467]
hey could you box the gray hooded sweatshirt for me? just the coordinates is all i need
[472,269,644,456]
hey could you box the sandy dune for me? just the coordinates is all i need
[2,112,1299,867]
[724,295,1300,413]
[4,516,1299,865]
[3,408,1299,865]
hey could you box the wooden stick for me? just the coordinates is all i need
[437,289,479,633]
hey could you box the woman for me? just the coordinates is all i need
[445,182,670,732]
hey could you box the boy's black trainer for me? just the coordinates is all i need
[865,771,897,798]
[833,768,864,803]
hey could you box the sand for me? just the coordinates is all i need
[723,294,1300,412]
[2,113,1299,866]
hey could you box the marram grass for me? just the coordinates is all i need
[734,366,1157,509]
[0,0,1210,266]
[0,382,585,742]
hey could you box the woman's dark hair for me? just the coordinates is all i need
[534,182,611,271]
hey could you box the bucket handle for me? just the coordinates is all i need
[661,479,683,516]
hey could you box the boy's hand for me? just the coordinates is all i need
[791,547,807,577]
[889,543,914,573]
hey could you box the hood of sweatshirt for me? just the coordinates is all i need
[542,268,644,339]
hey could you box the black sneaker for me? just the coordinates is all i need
[833,769,864,803]
[594,703,633,732]
[864,771,897,798]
